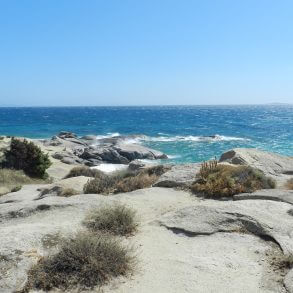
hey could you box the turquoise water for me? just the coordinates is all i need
[0,105,292,163]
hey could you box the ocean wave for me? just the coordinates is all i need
[142,134,249,142]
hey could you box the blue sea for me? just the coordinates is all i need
[0,105,292,164]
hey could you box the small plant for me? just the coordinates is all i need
[65,166,105,179]
[285,178,293,190]
[83,175,121,194]
[83,204,138,236]
[58,188,79,197]
[192,163,275,198]
[10,185,22,192]
[198,158,218,180]
[2,138,51,178]
[23,232,135,291]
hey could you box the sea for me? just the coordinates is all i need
[0,105,292,164]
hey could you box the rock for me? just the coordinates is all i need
[57,131,77,139]
[81,135,97,141]
[37,176,91,198]
[219,148,293,185]
[234,189,293,205]
[158,200,293,255]
[128,160,156,171]
[284,268,293,293]
[154,163,201,187]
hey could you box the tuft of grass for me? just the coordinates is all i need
[23,232,135,292]
[58,188,79,197]
[65,166,106,179]
[114,173,157,193]
[83,175,122,194]
[10,185,22,192]
[285,178,293,190]
[83,204,138,236]
[191,162,276,198]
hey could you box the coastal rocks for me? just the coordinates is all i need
[233,189,293,205]
[219,148,293,185]
[154,163,201,188]
[158,200,293,255]
[43,132,168,166]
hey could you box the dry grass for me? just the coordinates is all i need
[191,162,276,198]
[114,173,157,193]
[83,204,138,236]
[58,188,79,197]
[285,178,293,190]
[83,165,168,195]
[65,166,106,179]
[0,169,48,196]
[22,232,135,292]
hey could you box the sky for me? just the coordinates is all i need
[0,0,293,106]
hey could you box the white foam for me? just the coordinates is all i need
[91,163,128,173]
[95,132,120,140]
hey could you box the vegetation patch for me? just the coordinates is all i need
[285,178,293,190]
[58,188,79,197]
[83,165,169,195]
[2,138,51,178]
[65,166,106,179]
[23,232,134,292]
[0,169,47,196]
[83,204,138,236]
[191,160,276,198]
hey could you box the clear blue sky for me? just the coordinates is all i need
[0,0,292,106]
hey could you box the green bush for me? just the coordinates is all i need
[2,138,51,178]
[23,232,135,291]
[83,204,138,236]
[191,162,275,198]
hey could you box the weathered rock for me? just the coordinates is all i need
[57,131,77,139]
[284,268,293,293]
[154,163,201,187]
[234,189,293,205]
[159,200,293,255]
[219,148,293,185]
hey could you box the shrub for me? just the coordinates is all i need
[191,162,275,198]
[84,205,138,236]
[11,185,22,192]
[114,173,157,193]
[23,232,134,291]
[285,178,293,190]
[65,166,105,179]
[58,188,79,197]
[2,138,51,178]
[83,175,121,194]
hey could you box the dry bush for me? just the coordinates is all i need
[23,232,135,292]
[83,175,121,194]
[83,204,138,236]
[58,188,79,197]
[192,163,275,198]
[285,178,293,190]
[65,166,106,179]
[114,173,157,193]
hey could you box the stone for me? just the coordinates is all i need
[234,189,293,205]
[154,163,201,187]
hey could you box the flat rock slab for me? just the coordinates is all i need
[234,189,293,205]
[158,200,293,255]
[154,163,201,187]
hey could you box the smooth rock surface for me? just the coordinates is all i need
[154,163,201,187]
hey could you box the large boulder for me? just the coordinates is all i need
[219,148,293,186]
[154,163,201,188]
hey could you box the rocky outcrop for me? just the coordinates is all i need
[154,163,201,187]
[43,132,167,166]
[219,148,293,185]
